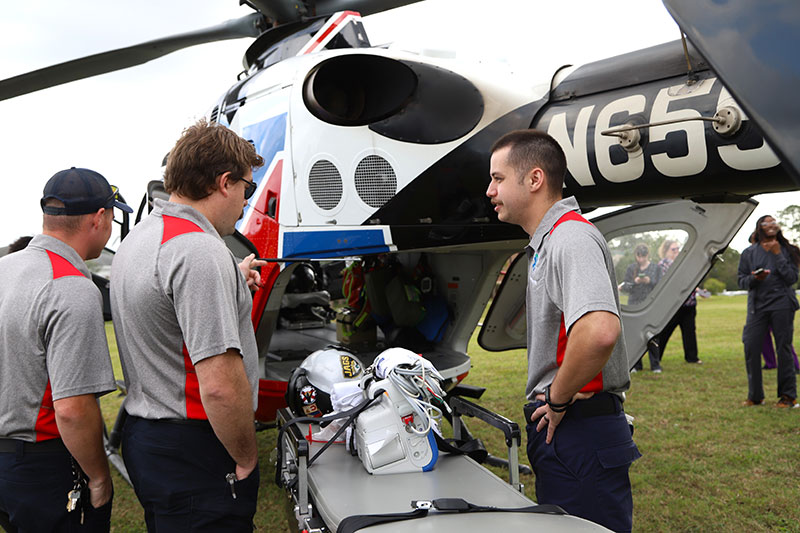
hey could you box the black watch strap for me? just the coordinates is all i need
[545,384,569,412]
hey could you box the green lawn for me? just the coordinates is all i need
[100,294,800,532]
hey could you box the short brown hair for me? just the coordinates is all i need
[164,119,264,200]
[42,199,84,233]
[490,130,567,195]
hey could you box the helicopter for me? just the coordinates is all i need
[1,0,799,531]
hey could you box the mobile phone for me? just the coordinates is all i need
[753,268,765,275]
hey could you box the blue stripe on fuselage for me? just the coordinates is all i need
[282,229,390,258]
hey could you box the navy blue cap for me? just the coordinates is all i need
[41,167,133,215]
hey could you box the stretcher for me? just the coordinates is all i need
[275,396,612,532]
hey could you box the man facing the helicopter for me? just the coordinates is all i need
[487,129,640,533]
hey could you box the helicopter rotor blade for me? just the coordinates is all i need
[244,0,423,23]
[312,0,424,17]
[0,12,266,102]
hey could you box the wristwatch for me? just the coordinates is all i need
[545,384,569,413]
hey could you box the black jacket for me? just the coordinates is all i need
[737,242,799,314]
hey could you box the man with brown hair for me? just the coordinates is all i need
[487,129,639,532]
[111,119,266,531]
[0,167,132,531]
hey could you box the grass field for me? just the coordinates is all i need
[99,294,800,532]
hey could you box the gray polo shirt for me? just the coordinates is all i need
[525,197,630,401]
[110,199,259,420]
[0,235,116,442]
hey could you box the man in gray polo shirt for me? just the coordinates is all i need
[0,168,132,531]
[111,119,265,531]
[487,130,640,533]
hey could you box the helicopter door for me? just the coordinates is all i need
[478,199,756,369]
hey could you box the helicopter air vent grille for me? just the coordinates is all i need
[309,160,343,211]
[355,155,396,209]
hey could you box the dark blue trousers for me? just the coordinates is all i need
[526,396,640,533]
[742,308,797,402]
[121,416,258,532]
[0,439,111,533]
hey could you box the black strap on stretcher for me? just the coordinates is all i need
[337,498,566,533]
[432,431,488,463]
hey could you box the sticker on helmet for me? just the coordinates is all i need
[303,403,321,416]
[340,355,362,378]
[300,385,317,405]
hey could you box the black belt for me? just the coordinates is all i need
[129,415,212,428]
[525,392,622,422]
[0,438,67,454]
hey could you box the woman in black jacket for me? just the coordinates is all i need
[738,215,800,408]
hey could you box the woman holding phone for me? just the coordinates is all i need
[738,215,800,408]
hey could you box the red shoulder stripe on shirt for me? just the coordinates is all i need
[183,343,208,420]
[34,380,60,441]
[557,313,604,394]
[162,215,204,245]
[46,250,83,279]
[549,210,591,236]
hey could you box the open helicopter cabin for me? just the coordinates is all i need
[247,244,523,423]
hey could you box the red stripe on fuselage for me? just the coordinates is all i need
[304,11,359,54]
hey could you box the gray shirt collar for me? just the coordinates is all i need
[28,234,91,278]
[152,198,223,242]
[527,196,582,253]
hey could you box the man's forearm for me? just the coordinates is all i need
[196,351,258,473]
[54,395,111,483]
[550,311,619,404]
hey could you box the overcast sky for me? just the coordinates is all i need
[1,0,796,252]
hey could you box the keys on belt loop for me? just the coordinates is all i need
[68,456,86,523]
[226,472,238,499]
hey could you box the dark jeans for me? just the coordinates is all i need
[658,305,699,362]
[0,439,111,533]
[633,340,661,371]
[122,416,258,532]
[743,308,797,402]
[525,395,641,533]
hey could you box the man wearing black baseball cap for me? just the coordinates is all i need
[0,167,131,532]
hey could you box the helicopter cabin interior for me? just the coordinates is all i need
[248,243,525,392]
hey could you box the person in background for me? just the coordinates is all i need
[653,239,702,365]
[6,235,33,254]
[761,328,800,373]
[624,243,662,373]
[738,215,800,408]
[0,168,132,531]
[753,226,800,374]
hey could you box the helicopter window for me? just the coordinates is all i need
[303,55,417,127]
[607,229,690,309]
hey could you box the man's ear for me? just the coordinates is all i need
[217,171,233,198]
[526,167,546,193]
[90,208,107,230]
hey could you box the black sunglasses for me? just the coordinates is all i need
[237,176,257,200]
